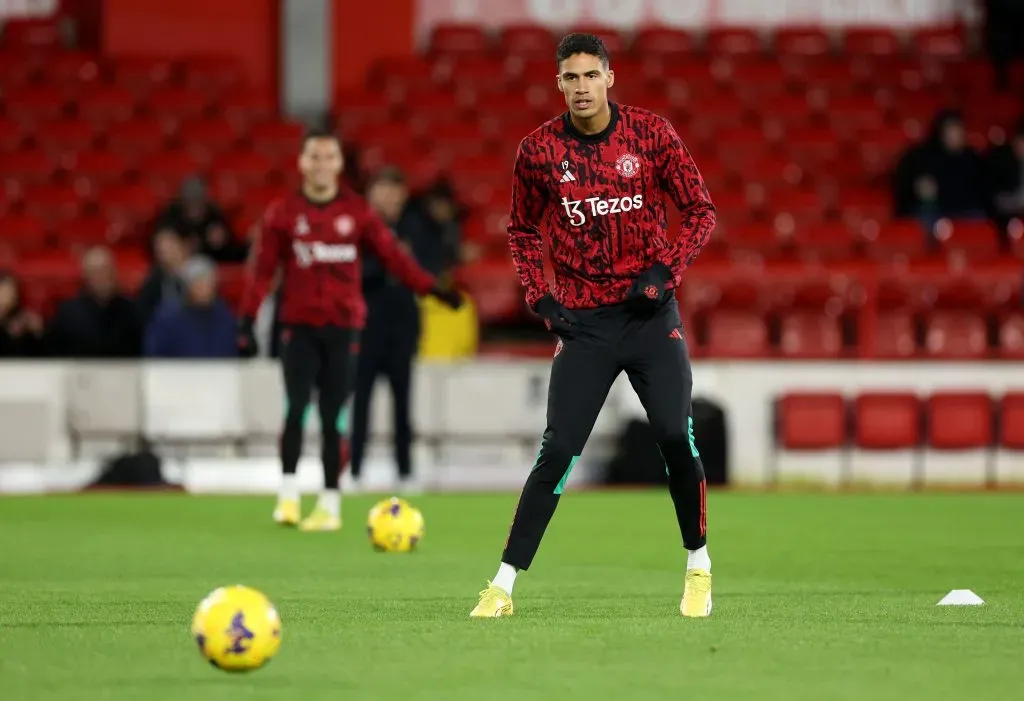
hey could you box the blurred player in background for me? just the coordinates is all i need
[238,129,462,532]
[470,34,716,618]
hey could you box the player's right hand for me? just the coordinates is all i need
[237,317,258,358]
[533,294,577,339]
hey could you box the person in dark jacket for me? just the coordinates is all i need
[348,167,452,493]
[892,109,988,239]
[137,228,188,326]
[0,271,44,357]
[46,247,143,358]
[986,116,1024,240]
[153,177,248,263]
[144,256,237,359]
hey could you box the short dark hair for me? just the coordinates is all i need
[302,127,340,147]
[556,32,610,69]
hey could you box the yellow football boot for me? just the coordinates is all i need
[272,498,300,527]
[469,582,514,618]
[298,507,341,532]
[680,568,713,617]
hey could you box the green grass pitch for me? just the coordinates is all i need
[2,490,1022,700]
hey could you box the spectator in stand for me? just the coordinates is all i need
[46,246,142,358]
[892,109,988,239]
[986,116,1024,238]
[137,229,189,326]
[0,271,44,357]
[420,179,466,280]
[144,256,238,359]
[983,0,1024,91]
[154,177,248,263]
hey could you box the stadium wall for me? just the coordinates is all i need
[0,361,1021,494]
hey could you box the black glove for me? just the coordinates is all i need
[237,317,258,358]
[431,286,463,310]
[534,294,577,338]
[626,262,673,312]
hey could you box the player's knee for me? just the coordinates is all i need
[530,434,579,483]
[659,436,699,472]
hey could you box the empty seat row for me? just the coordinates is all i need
[426,24,976,60]
[776,392,1024,450]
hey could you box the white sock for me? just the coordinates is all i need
[318,489,341,519]
[279,474,299,502]
[687,545,711,572]
[492,562,518,594]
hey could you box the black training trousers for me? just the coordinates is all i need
[279,324,359,490]
[502,297,707,571]
[350,288,420,480]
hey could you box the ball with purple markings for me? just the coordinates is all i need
[367,496,425,553]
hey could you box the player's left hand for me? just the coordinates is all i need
[431,286,464,310]
[626,262,673,312]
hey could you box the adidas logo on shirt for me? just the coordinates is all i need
[559,170,576,183]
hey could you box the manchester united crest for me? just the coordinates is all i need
[334,215,355,237]
[615,153,641,178]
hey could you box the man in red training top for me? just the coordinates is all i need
[238,129,462,532]
[470,33,717,619]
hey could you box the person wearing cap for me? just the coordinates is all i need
[143,255,238,358]
[153,177,248,263]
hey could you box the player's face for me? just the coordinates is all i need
[557,53,614,120]
[299,137,343,193]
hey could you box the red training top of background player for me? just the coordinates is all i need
[508,102,716,310]
[240,189,437,329]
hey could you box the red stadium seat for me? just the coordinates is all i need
[706,28,763,57]
[0,118,28,151]
[4,86,67,124]
[0,215,48,255]
[138,151,204,198]
[42,52,102,95]
[71,150,131,192]
[97,183,161,232]
[786,127,841,169]
[208,152,275,205]
[779,313,844,358]
[633,27,698,58]
[998,315,1024,359]
[180,56,247,97]
[727,62,789,98]
[221,89,277,130]
[0,17,61,50]
[871,312,918,359]
[774,27,833,58]
[772,189,828,228]
[999,393,1024,449]
[723,223,785,259]
[777,393,847,449]
[178,117,244,163]
[854,393,921,449]
[0,54,40,88]
[0,149,59,190]
[430,24,490,56]
[249,121,307,162]
[22,185,84,229]
[841,28,901,57]
[933,219,1002,261]
[863,219,929,261]
[38,119,98,161]
[826,95,886,138]
[146,87,211,125]
[498,25,556,60]
[109,56,176,99]
[77,86,138,129]
[58,215,119,249]
[927,392,993,450]
[105,118,171,165]
[923,312,988,359]
[453,258,524,324]
[790,221,860,261]
[910,26,966,59]
[706,311,769,357]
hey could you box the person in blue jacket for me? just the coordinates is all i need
[144,256,238,359]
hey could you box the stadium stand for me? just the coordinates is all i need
[2,17,1023,358]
